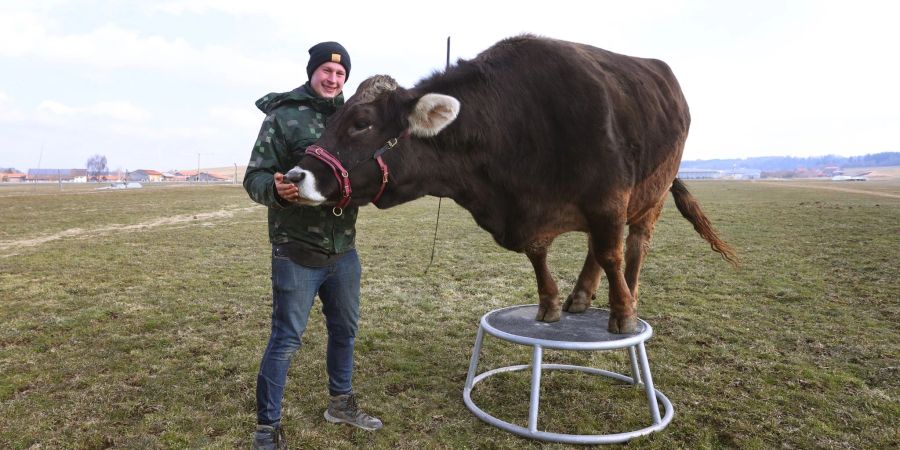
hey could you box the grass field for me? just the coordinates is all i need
[1,180,898,449]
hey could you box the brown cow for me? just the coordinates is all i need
[286,35,738,333]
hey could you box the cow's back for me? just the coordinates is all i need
[412,35,690,248]
[418,35,689,198]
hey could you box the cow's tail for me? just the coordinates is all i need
[670,178,740,267]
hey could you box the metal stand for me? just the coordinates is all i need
[463,305,673,444]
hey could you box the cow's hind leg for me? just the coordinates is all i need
[525,237,561,322]
[562,235,602,313]
[588,214,637,333]
[624,200,664,301]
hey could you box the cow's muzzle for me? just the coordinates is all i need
[301,135,404,216]
[284,166,326,206]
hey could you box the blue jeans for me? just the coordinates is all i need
[256,248,361,426]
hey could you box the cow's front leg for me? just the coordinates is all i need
[525,238,560,322]
[563,238,602,314]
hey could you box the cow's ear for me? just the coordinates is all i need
[408,94,460,137]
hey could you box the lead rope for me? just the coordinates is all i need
[422,37,451,276]
[422,197,442,275]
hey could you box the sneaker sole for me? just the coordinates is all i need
[323,410,382,431]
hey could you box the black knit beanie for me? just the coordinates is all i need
[306,41,351,81]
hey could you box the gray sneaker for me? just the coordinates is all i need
[251,423,286,450]
[324,392,384,431]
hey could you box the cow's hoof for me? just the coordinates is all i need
[608,313,638,334]
[562,291,592,313]
[536,305,561,322]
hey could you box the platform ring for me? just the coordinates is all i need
[463,304,674,444]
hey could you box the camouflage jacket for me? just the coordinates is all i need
[243,83,358,262]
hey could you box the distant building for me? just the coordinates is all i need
[195,172,225,182]
[97,173,124,182]
[177,170,197,181]
[677,168,723,180]
[822,166,841,176]
[27,168,88,182]
[174,170,224,182]
[725,168,762,180]
[1,172,27,182]
[677,167,761,180]
[127,169,163,182]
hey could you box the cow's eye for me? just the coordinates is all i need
[349,121,372,137]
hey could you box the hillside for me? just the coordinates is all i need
[852,165,900,179]
[199,165,246,182]
[681,152,900,172]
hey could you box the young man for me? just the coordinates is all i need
[244,41,382,450]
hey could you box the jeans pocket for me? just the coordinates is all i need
[271,254,296,292]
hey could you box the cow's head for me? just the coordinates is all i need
[285,75,460,208]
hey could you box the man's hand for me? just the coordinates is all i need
[274,172,300,203]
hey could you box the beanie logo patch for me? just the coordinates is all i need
[331,53,341,63]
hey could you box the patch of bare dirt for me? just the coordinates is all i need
[755,182,900,199]
[0,205,263,256]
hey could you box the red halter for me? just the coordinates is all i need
[304,145,352,215]
[303,133,404,215]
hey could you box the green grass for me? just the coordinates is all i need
[1,180,898,448]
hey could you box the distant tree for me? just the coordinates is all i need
[682,151,900,172]
[1,168,18,173]
[845,152,900,167]
[86,154,108,181]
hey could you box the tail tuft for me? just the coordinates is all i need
[670,178,740,267]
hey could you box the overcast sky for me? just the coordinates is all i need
[1,0,898,172]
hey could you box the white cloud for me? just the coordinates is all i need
[151,0,262,15]
[2,0,898,171]
[38,100,152,122]
[0,91,26,121]
[209,106,261,131]
[0,10,47,56]
[107,123,218,140]
[0,11,301,86]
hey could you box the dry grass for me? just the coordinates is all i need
[1,180,898,448]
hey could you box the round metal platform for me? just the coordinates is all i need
[463,304,673,444]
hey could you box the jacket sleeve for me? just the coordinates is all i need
[243,113,292,208]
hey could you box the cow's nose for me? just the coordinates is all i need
[285,168,306,184]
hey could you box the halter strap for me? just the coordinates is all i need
[304,145,351,211]
[371,137,399,205]
[303,131,408,213]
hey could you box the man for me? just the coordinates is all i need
[244,41,383,450]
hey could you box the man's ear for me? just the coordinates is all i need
[407,94,460,137]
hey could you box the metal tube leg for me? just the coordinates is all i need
[637,342,662,424]
[528,345,544,433]
[465,326,486,390]
[627,345,641,385]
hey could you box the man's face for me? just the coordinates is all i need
[310,62,346,98]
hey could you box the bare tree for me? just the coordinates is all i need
[86,154,108,181]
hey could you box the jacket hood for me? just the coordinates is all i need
[255,82,345,114]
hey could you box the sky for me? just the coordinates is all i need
[1,0,898,173]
